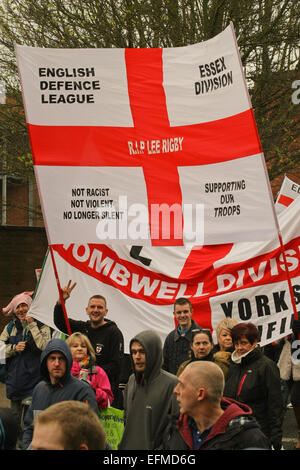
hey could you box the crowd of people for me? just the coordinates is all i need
[0,287,299,450]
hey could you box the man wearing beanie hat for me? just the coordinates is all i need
[0,292,51,446]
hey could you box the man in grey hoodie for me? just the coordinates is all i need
[118,330,179,450]
[22,338,98,449]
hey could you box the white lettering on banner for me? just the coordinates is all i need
[58,241,300,305]
[128,137,184,156]
[28,197,300,350]
[216,248,300,292]
[61,244,209,301]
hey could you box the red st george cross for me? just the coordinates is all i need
[28,49,262,246]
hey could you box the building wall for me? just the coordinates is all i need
[0,225,48,333]
[0,177,44,227]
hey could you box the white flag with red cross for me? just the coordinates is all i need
[275,175,300,214]
[28,196,300,351]
[16,24,277,247]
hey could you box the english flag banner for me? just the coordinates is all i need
[16,24,277,247]
[28,196,300,352]
[275,175,300,214]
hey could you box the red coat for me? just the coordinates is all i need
[168,397,270,450]
[71,360,114,409]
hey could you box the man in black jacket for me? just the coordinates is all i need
[162,298,202,375]
[53,280,124,407]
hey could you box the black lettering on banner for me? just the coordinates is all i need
[194,56,233,95]
[273,290,289,312]
[291,183,300,194]
[280,317,287,334]
[39,67,96,78]
[220,301,233,317]
[72,188,85,197]
[238,298,252,320]
[129,246,152,267]
[267,322,277,340]
[41,94,95,104]
[256,295,270,317]
[293,285,300,304]
[219,289,293,322]
[205,181,246,193]
[204,180,246,219]
[38,66,100,104]
[63,187,115,220]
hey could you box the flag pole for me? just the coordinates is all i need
[49,245,72,336]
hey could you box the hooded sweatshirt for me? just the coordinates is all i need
[118,330,179,450]
[22,338,98,449]
[162,397,270,450]
[53,303,124,390]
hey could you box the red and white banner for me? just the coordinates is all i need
[29,196,300,352]
[16,24,277,247]
[275,175,300,214]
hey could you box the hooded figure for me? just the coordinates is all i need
[118,330,179,450]
[22,339,98,449]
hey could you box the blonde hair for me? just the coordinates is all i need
[34,401,106,450]
[216,318,238,339]
[66,332,96,362]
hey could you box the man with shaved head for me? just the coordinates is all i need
[161,361,270,450]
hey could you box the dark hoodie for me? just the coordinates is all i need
[118,330,179,450]
[53,303,124,392]
[22,338,98,449]
[161,397,270,450]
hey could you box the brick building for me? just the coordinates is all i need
[0,175,47,332]
[0,174,43,227]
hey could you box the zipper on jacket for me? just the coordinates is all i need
[237,373,247,397]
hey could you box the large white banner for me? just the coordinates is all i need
[29,196,300,352]
[16,24,277,247]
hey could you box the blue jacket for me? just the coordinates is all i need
[22,338,98,449]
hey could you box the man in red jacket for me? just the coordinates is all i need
[161,360,270,450]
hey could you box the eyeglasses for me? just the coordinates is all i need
[192,328,211,334]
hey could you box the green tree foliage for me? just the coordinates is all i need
[0,0,299,181]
